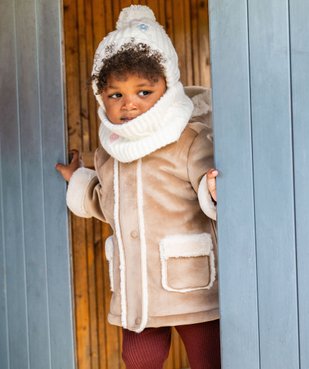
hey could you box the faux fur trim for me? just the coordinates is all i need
[159,233,216,292]
[113,160,128,327]
[98,82,193,163]
[105,236,114,291]
[135,159,149,333]
[160,233,213,259]
[66,167,97,218]
[198,174,217,221]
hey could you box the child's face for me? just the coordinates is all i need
[101,73,166,124]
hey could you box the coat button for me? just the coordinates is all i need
[135,318,141,325]
[130,230,138,239]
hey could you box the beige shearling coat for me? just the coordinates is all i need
[67,86,219,332]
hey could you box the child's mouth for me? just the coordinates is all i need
[120,117,135,122]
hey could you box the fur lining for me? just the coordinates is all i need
[160,233,212,259]
[113,160,127,328]
[105,236,114,291]
[197,174,217,220]
[160,233,216,292]
[135,159,149,333]
[66,167,97,218]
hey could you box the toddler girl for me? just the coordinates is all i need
[56,5,220,369]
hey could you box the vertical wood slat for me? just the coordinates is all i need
[289,1,309,368]
[209,1,260,369]
[0,0,75,369]
[72,216,92,369]
[248,1,299,368]
[64,0,82,152]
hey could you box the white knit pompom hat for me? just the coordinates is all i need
[91,5,180,106]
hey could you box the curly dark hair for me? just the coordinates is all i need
[92,42,166,94]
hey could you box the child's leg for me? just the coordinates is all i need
[175,320,221,369]
[122,326,171,369]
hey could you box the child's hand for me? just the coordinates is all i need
[206,168,219,202]
[55,150,81,182]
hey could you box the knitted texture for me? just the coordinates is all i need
[92,4,180,106]
[97,82,193,162]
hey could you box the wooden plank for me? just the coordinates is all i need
[64,0,82,152]
[77,0,90,152]
[184,0,193,85]
[72,216,92,369]
[145,0,159,15]
[158,0,167,26]
[86,219,100,369]
[197,0,210,86]
[94,220,108,368]
[165,0,174,44]
[289,1,309,368]
[191,0,200,85]
[209,1,260,369]
[247,1,299,368]
[171,0,187,83]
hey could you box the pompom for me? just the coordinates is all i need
[116,5,156,29]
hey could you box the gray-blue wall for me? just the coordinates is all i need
[0,0,75,368]
[2,1,309,369]
[209,0,309,368]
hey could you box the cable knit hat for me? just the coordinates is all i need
[92,5,180,105]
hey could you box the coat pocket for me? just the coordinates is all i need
[105,235,114,291]
[159,233,216,293]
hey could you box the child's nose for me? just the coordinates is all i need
[122,96,136,110]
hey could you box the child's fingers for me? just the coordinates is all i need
[206,168,218,202]
[69,149,80,163]
[207,168,219,179]
[55,163,64,172]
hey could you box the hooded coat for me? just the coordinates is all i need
[66,86,219,332]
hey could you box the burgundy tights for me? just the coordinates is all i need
[122,320,221,369]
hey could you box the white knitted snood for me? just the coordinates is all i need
[98,82,194,163]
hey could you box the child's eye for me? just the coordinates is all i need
[138,90,152,97]
[109,93,122,99]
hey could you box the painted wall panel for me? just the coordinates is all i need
[0,139,9,369]
[209,0,308,369]
[209,1,260,369]
[290,1,309,368]
[37,1,76,367]
[15,1,51,367]
[247,1,299,368]
[0,1,30,367]
[0,0,75,369]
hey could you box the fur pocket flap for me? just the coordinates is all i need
[159,233,215,292]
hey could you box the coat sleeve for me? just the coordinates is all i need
[187,127,217,220]
[66,167,106,222]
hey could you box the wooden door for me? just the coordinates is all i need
[63,0,211,368]
[209,0,309,368]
